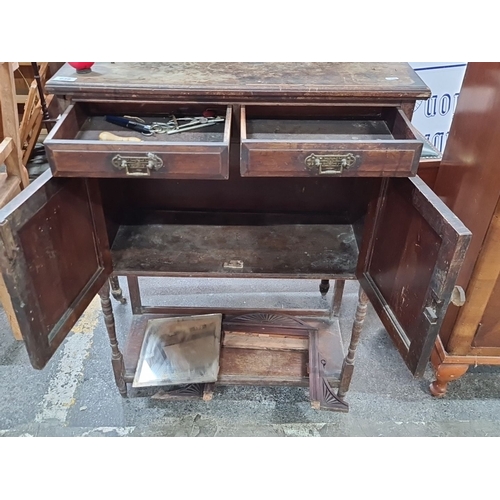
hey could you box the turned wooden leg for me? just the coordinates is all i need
[319,279,330,298]
[98,281,127,397]
[203,383,216,401]
[430,363,469,398]
[127,275,142,315]
[332,279,345,317]
[110,275,127,304]
[337,287,369,399]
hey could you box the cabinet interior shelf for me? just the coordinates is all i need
[110,211,359,278]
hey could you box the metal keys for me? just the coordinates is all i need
[105,111,224,137]
[152,115,225,135]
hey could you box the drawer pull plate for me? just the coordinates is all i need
[305,153,356,174]
[112,153,163,176]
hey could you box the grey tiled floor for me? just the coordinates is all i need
[1,277,500,437]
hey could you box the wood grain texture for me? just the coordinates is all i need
[0,63,27,339]
[474,280,500,349]
[0,170,110,369]
[450,197,500,352]
[44,104,231,179]
[0,62,29,187]
[359,176,471,376]
[99,280,127,397]
[103,176,374,223]
[0,272,23,340]
[433,336,500,366]
[140,306,329,318]
[332,280,345,317]
[109,275,126,304]
[222,332,308,351]
[0,174,21,209]
[122,314,345,391]
[0,71,25,340]
[126,275,142,315]
[338,288,369,398]
[222,312,312,351]
[0,137,13,166]
[241,106,422,178]
[430,346,469,397]
[111,221,359,278]
[433,63,500,349]
[6,62,448,406]
[308,319,349,411]
[219,348,309,385]
[46,62,430,103]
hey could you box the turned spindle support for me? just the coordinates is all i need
[98,281,127,397]
[337,287,369,399]
[109,275,127,304]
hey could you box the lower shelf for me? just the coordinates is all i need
[123,314,345,391]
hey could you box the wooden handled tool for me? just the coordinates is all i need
[98,131,143,142]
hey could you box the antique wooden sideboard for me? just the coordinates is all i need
[0,63,471,411]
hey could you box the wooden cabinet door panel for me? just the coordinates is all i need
[358,176,471,376]
[0,170,111,369]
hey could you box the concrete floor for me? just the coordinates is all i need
[1,277,500,437]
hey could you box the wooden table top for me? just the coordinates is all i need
[46,62,430,102]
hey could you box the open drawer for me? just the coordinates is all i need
[240,105,423,177]
[44,102,231,179]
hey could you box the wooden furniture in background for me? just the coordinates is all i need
[0,63,30,198]
[0,62,63,341]
[429,63,500,396]
[0,62,30,340]
[14,62,62,163]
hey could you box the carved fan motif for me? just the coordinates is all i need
[321,379,348,411]
[152,383,205,400]
[225,313,309,328]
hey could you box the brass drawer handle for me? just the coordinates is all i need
[305,153,357,174]
[111,153,164,176]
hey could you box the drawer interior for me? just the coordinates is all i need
[48,102,230,144]
[242,105,417,142]
[246,119,393,141]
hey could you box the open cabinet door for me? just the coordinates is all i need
[0,170,111,369]
[358,176,471,377]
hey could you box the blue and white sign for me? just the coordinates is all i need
[409,62,467,153]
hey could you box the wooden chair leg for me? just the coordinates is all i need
[109,275,126,304]
[98,281,127,397]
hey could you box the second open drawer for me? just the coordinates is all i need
[240,105,423,177]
